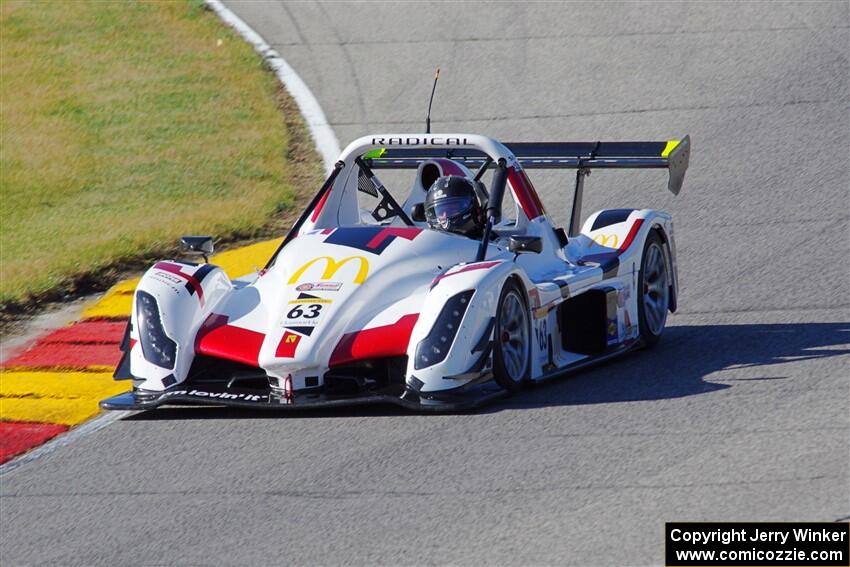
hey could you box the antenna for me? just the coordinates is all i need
[426,67,440,134]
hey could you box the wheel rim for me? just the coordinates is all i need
[642,242,669,336]
[499,290,529,382]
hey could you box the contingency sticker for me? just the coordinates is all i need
[296,282,343,292]
[276,331,302,358]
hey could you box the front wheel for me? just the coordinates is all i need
[492,279,531,391]
[637,230,670,348]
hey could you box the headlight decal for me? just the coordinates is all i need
[136,291,177,370]
[414,290,474,370]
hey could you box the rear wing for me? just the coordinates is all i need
[366,136,691,196]
[368,135,690,237]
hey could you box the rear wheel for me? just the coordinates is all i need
[493,279,531,391]
[638,230,670,348]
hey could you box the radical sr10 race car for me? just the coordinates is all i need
[101,133,690,412]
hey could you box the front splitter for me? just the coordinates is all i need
[100,380,509,413]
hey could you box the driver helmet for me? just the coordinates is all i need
[424,176,484,237]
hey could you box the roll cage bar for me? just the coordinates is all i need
[267,134,690,267]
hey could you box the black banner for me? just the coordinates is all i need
[666,522,849,566]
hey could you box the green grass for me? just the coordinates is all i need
[0,0,319,310]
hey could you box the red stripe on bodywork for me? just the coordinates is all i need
[3,320,125,369]
[310,189,331,222]
[431,261,502,288]
[507,166,545,220]
[153,262,205,306]
[195,313,265,367]
[366,227,422,250]
[617,218,644,252]
[0,422,69,464]
[329,314,419,367]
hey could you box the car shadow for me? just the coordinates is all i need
[500,321,850,411]
[123,322,849,421]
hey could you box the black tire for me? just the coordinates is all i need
[492,279,532,391]
[637,230,670,349]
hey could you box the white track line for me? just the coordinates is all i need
[1,3,339,476]
[205,0,340,172]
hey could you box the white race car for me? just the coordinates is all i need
[102,133,690,411]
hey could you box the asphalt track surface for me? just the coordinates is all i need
[2,2,848,565]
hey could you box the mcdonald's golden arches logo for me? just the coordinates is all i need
[592,233,619,248]
[288,256,370,285]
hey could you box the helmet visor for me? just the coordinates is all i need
[425,195,474,227]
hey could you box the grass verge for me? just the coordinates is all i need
[0,1,321,318]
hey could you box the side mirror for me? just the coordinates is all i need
[181,235,214,262]
[411,203,426,223]
[508,235,542,255]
